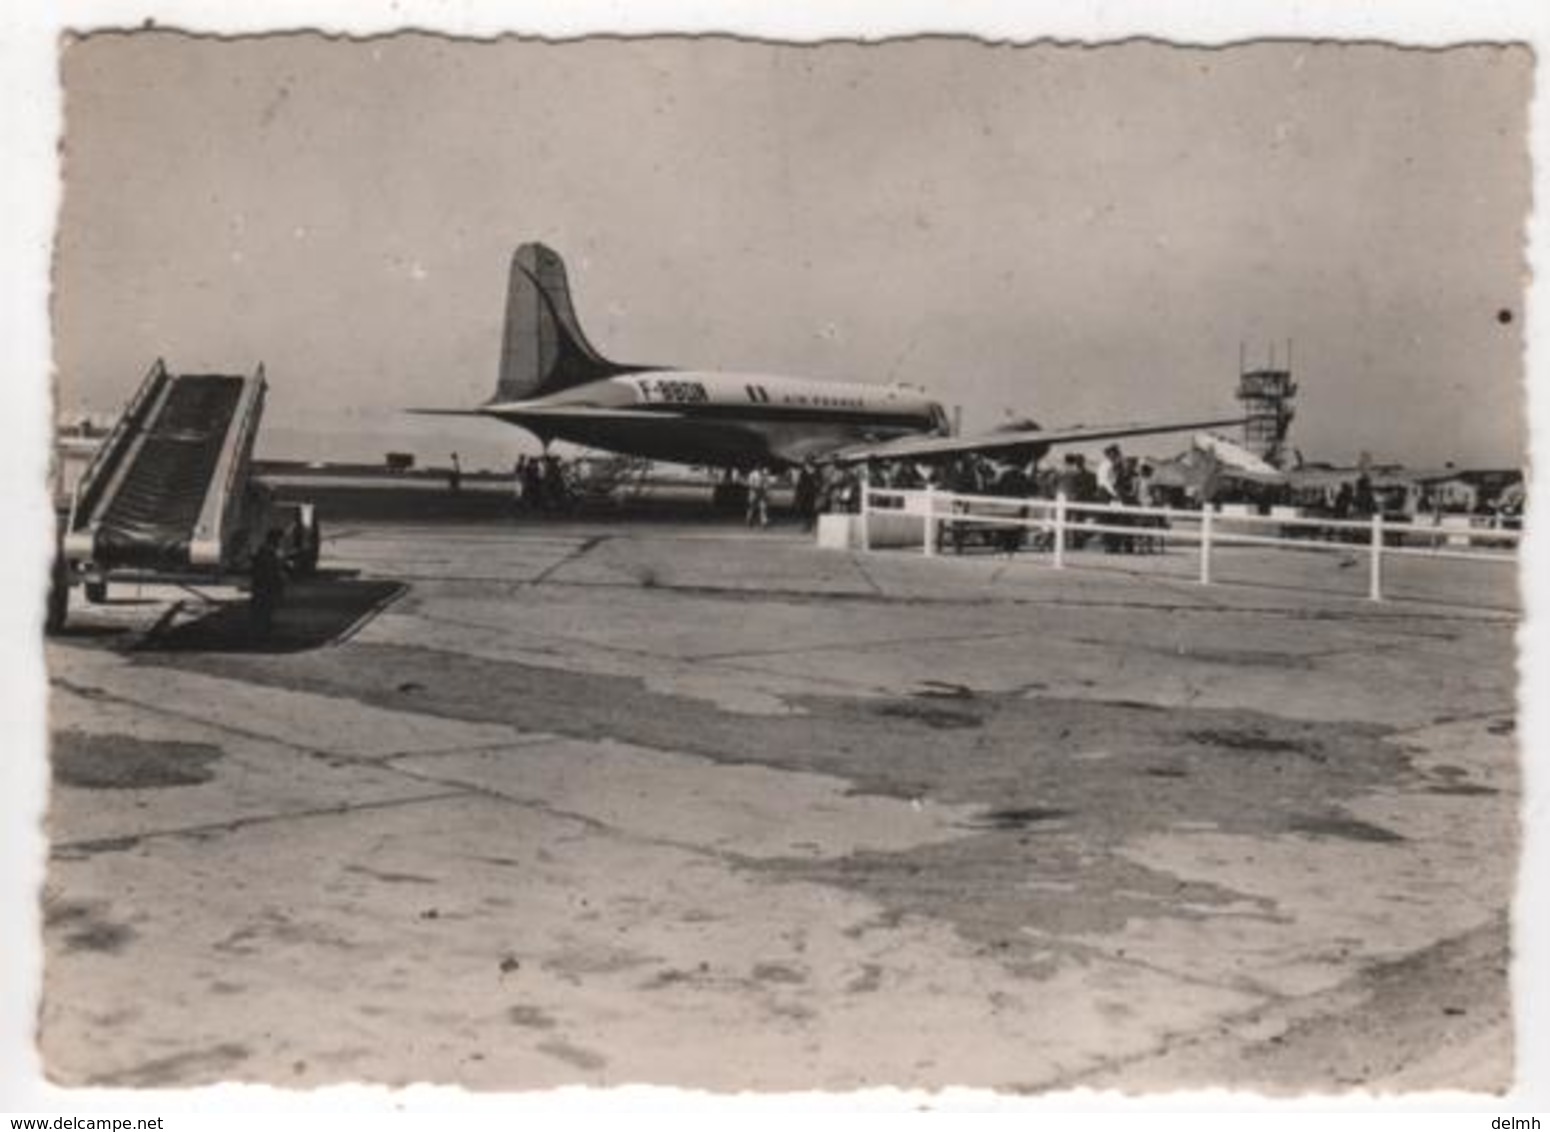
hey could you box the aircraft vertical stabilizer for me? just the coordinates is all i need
[494,242,645,403]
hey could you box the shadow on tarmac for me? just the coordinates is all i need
[268,480,789,527]
[137,575,405,654]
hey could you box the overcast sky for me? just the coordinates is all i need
[53,34,1531,468]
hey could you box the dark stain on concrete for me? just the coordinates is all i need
[966,806,1071,831]
[536,1039,607,1072]
[52,730,222,789]
[1424,782,1498,797]
[137,638,1458,987]
[92,1042,252,1088]
[846,963,884,993]
[1179,647,1316,670]
[873,701,982,730]
[54,835,142,859]
[751,961,807,985]
[768,1000,817,1024]
[64,920,134,954]
[506,1004,558,1029]
[46,899,135,954]
[151,642,1407,826]
[913,681,975,699]
[1187,728,1318,758]
[1289,814,1406,844]
[1111,699,1169,712]
[1078,641,1315,671]
[767,836,1283,974]
[543,943,653,981]
[345,863,437,885]
[640,967,694,990]
[214,910,358,956]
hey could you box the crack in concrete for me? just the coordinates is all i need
[375,736,555,761]
[495,571,1517,626]
[51,675,354,759]
[52,667,754,864]
[51,789,472,855]
[411,591,1457,679]
[1019,924,1284,1001]
[1385,707,1519,740]
[369,754,827,865]
[57,655,961,869]
[688,624,1039,664]
[51,673,544,769]
[527,534,612,586]
[846,553,886,597]
[411,607,671,666]
[1045,915,1510,1093]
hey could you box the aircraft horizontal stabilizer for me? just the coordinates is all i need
[486,406,685,422]
[828,415,1249,464]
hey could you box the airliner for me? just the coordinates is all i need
[413,242,1245,471]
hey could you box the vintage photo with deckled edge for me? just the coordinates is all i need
[38,31,1531,1095]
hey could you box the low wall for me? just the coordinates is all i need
[816,512,926,550]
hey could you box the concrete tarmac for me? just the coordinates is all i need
[40,511,1521,1094]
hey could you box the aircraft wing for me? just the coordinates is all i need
[824,415,1248,465]
[407,406,683,421]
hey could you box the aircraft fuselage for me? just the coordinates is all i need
[485,370,947,469]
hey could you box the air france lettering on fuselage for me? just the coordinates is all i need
[628,372,925,419]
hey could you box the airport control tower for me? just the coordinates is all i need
[1237,355,1297,468]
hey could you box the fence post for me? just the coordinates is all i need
[1199,505,1213,586]
[858,468,871,553]
[923,485,937,556]
[1053,492,1067,569]
[1369,512,1384,601]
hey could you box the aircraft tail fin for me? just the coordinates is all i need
[493,243,643,403]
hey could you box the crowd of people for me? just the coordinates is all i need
[733,461,855,530]
[857,444,1170,554]
[510,453,578,513]
[448,447,1525,545]
[860,446,1168,508]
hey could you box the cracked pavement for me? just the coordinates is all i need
[39,515,1520,1093]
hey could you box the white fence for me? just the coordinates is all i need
[859,486,1519,603]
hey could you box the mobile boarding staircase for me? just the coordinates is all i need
[56,359,270,611]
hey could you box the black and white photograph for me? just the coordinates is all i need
[5,5,1546,1111]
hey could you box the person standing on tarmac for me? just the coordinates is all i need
[1096,444,1132,553]
[523,457,543,511]
[794,462,819,530]
[746,466,771,528]
[1096,444,1124,503]
[249,528,287,638]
